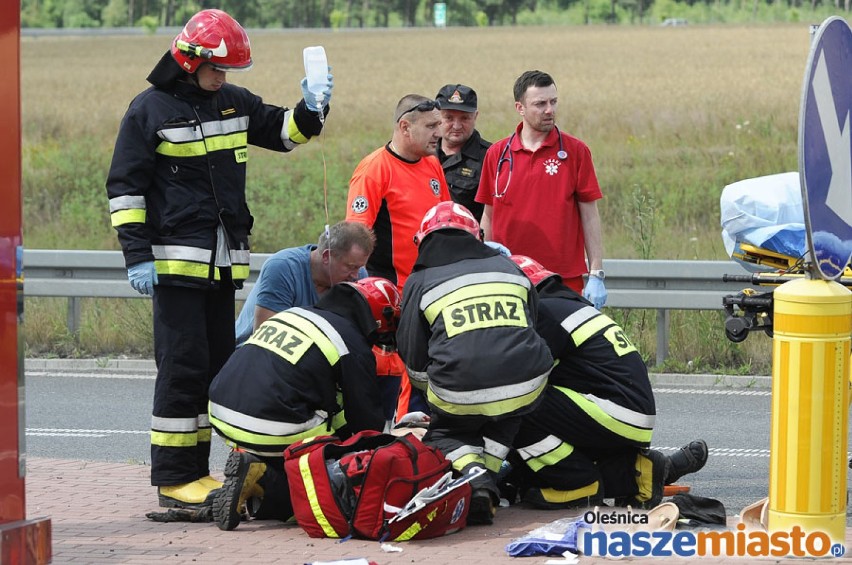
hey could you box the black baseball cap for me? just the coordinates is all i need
[436,84,478,112]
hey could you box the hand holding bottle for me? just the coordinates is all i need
[302,46,332,111]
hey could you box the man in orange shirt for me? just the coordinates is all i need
[346,94,451,290]
[346,94,451,417]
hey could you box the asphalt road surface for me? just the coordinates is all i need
[23,371,852,521]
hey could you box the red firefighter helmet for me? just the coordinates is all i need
[509,254,560,287]
[171,9,252,74]
[413,202,481,246]
[347,277,402,335]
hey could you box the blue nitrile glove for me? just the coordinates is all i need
[484,240,511,257]
[127,261,158,296]
[300,69,334,111]
[583,276,607,310]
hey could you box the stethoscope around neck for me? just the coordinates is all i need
[494,126,568,199]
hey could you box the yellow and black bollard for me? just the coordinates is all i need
[769,278,851,545]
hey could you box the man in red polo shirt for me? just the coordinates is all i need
[475,70,607,309]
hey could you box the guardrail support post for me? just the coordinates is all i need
[655,309,669,366]
[66,297,80,339]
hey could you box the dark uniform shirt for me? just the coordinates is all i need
[437,129,491,222]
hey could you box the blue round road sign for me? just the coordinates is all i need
[799,16,852,280]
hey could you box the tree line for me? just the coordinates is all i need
[23,0,559,28]
[23,0,850,30]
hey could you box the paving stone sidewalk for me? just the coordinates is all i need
[25,457,850,565]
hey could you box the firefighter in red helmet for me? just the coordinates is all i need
[207,277,401,530]
[170,9,254,73]
[105,8,333,513]
[502,255,708,510]
[396,202,553,526]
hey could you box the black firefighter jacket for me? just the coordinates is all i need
[397,232,554,419]
[208,284,385,455]
[106,53,325,289]
[534,279,656,431]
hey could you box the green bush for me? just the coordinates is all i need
[138,15,158,34]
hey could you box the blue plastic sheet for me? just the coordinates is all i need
[505,516,587,557]
[720,172,806,270]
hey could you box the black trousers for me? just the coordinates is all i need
[512,387,647,499]
[150,280,235,486]
[424,411,522,498]
[251,455,294,522]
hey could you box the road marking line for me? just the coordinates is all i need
[27,432,110,437]
[655,388,771,396]
[27,371,154,380]
[27,428,148,436]
[658,446,852,458]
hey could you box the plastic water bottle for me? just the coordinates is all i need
[303,45,328,109]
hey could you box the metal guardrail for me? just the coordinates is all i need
[21,249,759,365]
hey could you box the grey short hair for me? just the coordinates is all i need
[317,221,376,256]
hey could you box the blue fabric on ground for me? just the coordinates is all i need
[505,516,586,557]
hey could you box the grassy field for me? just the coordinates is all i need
[21,24,814,370]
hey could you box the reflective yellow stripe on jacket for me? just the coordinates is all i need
[152,244,212,279]
[426,370,549,417]
[208,405,346,456]
[155,116,249,157]
[109,195,146,227]
[421,273,531,336]
[561,305,638,357]
[246,308,348,366]
[555,386,655,443]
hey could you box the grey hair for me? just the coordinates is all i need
[317,221,376,256]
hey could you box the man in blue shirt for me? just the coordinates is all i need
[235,221,374,345]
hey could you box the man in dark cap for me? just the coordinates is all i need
[435,84,491,222]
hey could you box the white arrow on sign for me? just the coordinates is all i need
[812,48,852,226]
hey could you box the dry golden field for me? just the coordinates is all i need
[22,24,811,256]
[21,24,816,367]
[22,25,812,256]
[22,25,810,142]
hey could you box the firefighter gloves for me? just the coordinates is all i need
[127,261,158,296]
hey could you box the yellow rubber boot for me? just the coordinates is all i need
[198,475,223,490]
[213,450,267,531]
[158,479,217,508]
[631,449,667,509]
[523,482,601,510]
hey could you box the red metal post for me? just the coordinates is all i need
[0,3,52,563]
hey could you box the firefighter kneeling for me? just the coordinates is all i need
[396,202,554,525]
[503,255,709,510]
[207,277,401,530]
